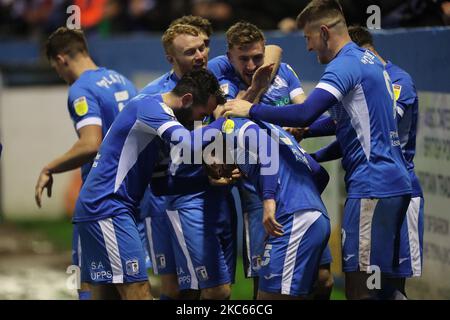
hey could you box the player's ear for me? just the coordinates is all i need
[181,93,193,108]
[55,54,67,66]
[320,25,329,42]
[166,54,174,64]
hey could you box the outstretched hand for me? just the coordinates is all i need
[35,169,53,208]
[252,63,275,91]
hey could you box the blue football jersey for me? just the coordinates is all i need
[74,94,188,223]
[385,61,422,197]
[215,57,306,205]
[140,70,216,211]
[222,118,328,217]
[141,71,179,95]
[68,67,137,181]
[208,55,234,80]
[317,42,411,198]
[137,71,179,219]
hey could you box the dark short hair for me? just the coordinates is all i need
[45,27,89,61]
[226,21,265,49]
[170,15,213,37]
[173,69,226,106]
[348,25,374,47]
[296,0,345,30]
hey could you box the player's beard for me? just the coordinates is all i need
[174,107,194,130]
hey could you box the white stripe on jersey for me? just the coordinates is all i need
[145,217,159,275]
[237,120,259,156]
[406,197,422,277]
[316,82,343,101]
[76,117,102,131]
[157,121,180,137]
[114,120,158,192]
[342,84,372,161]
[98,218,124,283]
[396,105,405,118]
[77,234,82,268]
[243,211,252,277]
[359,199,378,270]
[281,210,322,295]
[166,209,199,290]
[289,87,304,100]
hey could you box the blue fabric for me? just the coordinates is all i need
[342,196,411,273]
[78,291,92,300]
[304,115,336,138]
[78,213,148,284]
[311,140,343,163]
[68,68,137,182]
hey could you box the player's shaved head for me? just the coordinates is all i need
[348,25,374,48]
[226,21,265,49]
[296,0,346,31]
[162,24,201,55]
[170,15,213,37]
[46,27,89,61]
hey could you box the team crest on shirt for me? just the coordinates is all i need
[393,84,402,101]
[125,259,140,276]
[156,254,166,269]
[220,83,229,95]
[222,119,235,134]
[195,266,209,281]
[73,96,89,116]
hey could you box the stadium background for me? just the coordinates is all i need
[0,1,449,299]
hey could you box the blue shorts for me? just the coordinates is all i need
[77,213,148,284]
[259,210,330,297]
[241,190,332,278]
[387,196,424,277]
[341,195,411,274]
[143,214,177,275]
[72,224,81,268]
[136,218,152,270]
[166,205,233,290]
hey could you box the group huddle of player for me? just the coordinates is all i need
[35,0,423,300]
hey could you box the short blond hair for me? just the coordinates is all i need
[162,24,200,54]
[226,21,265,50]
[296,0,346,30]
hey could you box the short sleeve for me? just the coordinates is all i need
[316,56,360,101]
[219,78,240,100]
[208,55,233,78]
[68,84,102,131]
[284,64,304,100]
[136,97,180,137]
[393,76,417,117]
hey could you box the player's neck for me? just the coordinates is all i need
[331,34,352,59]
[71,55,98,82]
[172,66,184,80]
[369,47,386,65]
[161,92,183,110]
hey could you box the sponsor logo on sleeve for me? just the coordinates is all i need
[74,96,89,116]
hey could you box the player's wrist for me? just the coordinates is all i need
[42,166,53,175]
